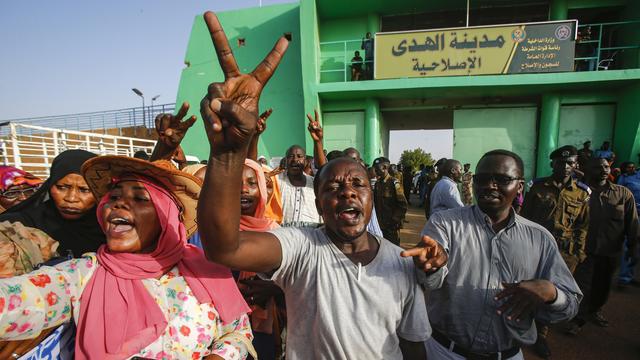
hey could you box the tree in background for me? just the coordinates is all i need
[399,148,434,173]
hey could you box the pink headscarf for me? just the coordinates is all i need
[240,159,279,232]
[75,176,249,359]
[0,166,42,191]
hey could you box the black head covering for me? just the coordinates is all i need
[549,145,578,159]
[0,150,105,257]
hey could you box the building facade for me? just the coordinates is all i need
[177,0,640,178]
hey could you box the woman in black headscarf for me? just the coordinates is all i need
[0,149,105,257]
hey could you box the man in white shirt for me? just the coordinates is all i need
[197,13,432,358]
[278,144,322,226]
[430,159,464,215]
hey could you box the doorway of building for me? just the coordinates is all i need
[384,108,454,168]
[389,129,453,164]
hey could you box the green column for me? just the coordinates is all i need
[536,94,561,177]
[364,98,380,165]
[549,0,568,21]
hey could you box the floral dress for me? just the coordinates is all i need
[0,254,254,360]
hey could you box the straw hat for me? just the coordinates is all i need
[81,156,202,237]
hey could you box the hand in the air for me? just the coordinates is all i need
[400,235,448,272]
[306,109,323,142]
[257,108,273,136]
[200,11,289,154]
[155,102,197,149]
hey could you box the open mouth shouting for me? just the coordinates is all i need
[336,204,364,225]
[106,213,135,237]
[240,196,256,212]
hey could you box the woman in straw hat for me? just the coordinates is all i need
[0,156,254,360]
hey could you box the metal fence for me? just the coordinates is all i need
[574,20,640,71]
[319,21,640,82]
[0,103,176,137]
[0,123,157,178]
[319,39,373,82]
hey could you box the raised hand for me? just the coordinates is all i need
[200,11,289,154]
[400,235,448,272]
[150,102,196,162]
[495,280,557,321]
[155,102,197,149]
[306,109,323,142]
[257,108,273,136]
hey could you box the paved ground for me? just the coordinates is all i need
[398,194,640,360]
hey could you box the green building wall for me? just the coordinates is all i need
[176,0,640,174]
[175,3,305,161]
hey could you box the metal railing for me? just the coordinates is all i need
[319,21,640,82]
[0,103,176,137]
[319,39,373,82]
[575,20,640,71]
[0,123,156,178]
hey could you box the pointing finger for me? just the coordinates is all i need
[400,247,425,258]
[252,36,289,85]
[204,11,241,80]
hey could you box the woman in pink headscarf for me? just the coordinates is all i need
[237,159,283,360]
[0,166,42,213]
[0,156,254,360]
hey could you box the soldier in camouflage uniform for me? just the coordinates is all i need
[373,157,408,245]
[461,163,474,206]
[521,145,590,359]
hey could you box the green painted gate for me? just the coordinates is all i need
[558,104,616,149]
[453,107,538,180]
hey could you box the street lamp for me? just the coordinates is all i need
[151,95,161,119]
[132,88,145,127]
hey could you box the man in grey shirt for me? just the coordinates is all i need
[430,159,465,215]
[405,150,582,359]
[196,13,431,359]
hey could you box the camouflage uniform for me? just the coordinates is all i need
[522,145,591,357]
[521,177,591,273]
[461,171,474,206]
[374,173,408,245]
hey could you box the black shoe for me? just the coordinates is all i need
[591,311,609,327]
[533,337,551,359]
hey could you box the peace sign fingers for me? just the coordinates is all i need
[252,36,290,85]
[204,11,241,80]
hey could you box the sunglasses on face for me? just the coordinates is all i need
[1,184,42,200]
[472,174,524,186]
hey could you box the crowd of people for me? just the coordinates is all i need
[0,10,638,360]
[392,141,639,359]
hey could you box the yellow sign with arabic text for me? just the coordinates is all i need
[374,21,576,79]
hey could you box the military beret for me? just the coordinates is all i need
[550,145,578,159]
[373,157,390,165]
